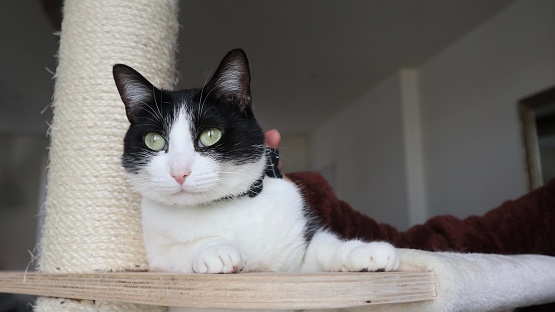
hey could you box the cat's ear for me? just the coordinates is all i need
[205,49,252,111]
[113,64,159,122]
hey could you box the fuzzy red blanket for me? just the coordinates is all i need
[288,172,555,311]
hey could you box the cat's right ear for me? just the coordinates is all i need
[113,64,158,122]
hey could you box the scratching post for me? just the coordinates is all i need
[36,0,179,311]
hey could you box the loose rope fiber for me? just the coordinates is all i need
[36,0,178,310]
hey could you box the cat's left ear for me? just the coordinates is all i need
[205,49,252,111]
[113,64,160,122]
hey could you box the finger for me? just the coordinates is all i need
[264,129,281,149]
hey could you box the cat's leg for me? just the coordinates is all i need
[145,232,246,274]
[301,230,399,272]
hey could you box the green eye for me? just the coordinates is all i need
[144,132,166,151]
[198,128,222,147]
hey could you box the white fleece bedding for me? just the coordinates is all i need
[345,249,555,312]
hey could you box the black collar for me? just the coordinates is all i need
[247,176,264,198]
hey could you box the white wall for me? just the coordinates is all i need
[280,134,309,174]
[308,0,555,228]
[310,73,410,230]
[419,0,555,218]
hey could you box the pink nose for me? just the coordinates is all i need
[173,174,188,185]
[172,169,191,185]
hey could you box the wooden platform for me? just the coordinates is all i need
[0,271,435,309]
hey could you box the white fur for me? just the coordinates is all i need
[215,60,244,95]
[129,108,399,275]
[122,76,153,105]
[141,177,308,273]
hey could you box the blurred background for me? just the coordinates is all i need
[0,4,554,307]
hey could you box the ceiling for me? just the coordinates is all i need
[1,0,516,135]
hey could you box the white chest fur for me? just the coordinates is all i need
[141,177,308,273]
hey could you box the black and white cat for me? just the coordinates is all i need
[113,49,399,275]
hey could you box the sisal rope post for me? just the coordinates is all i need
[36,1,179,311]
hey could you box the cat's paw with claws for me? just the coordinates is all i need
[340,242,399,272]
[192,244,245,274]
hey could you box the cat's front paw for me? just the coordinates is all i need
[192,244,245,274]
[341,242,399,272]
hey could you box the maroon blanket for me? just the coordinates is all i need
[288,172,555,256]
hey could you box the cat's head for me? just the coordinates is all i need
[113,49,266,206]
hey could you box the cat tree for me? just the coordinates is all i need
[1,0,555,311]
[34,0,177,310]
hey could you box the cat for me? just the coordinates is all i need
[112,48,399,275]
